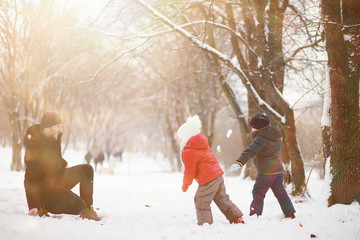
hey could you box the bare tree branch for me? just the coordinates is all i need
[81,39,148,84]
[136,0,285,123]
[286,37,324,62]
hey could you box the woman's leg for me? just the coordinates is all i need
[44,187,86,215]
[61,164,94,207]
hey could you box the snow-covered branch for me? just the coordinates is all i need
[84,20,258,59]
[322,21,360,28]
[136,0,285,123]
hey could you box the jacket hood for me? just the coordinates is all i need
[177,115,201,147]
[185,133,209,150]
[252,126,281,142]
[24,124,43,148]
[24,124,61,148]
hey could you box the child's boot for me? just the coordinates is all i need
[234,216,245,224]
[285,213,295,219]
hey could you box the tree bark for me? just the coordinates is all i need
[281,109,305,193]
[321,70,331,179]
[321,125,331,178]
[321,0,360,205]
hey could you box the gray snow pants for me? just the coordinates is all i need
[194,175,243,225]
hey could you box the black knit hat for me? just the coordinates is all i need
[249,113,270,129]
[40,112,62,130]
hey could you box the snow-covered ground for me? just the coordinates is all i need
[0,147,359,240]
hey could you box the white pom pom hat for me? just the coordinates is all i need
[177,115,202,149]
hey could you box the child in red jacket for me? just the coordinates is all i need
[177,115,244,225]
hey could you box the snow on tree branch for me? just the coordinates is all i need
[85,19,257,60]
[136,0,285,123]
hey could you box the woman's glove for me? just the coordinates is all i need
[230,163,242,172]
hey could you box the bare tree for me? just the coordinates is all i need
[0,0,113,170]
[134,0,309,195]
[0,1,37,170]
[136,34,225,171]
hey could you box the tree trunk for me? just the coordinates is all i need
[321,0,360,205]
[237,0,305,188]
[225,3,256,179]
[10,138,22,171]
[281,110,305,193]
[321,125,331,178]
[321,69,331,179]
[165,115,182,172]
[243,96,259,180]
[204,11,249,166]
[9,112,23,171]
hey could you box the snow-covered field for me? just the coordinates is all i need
[0,147,359,240]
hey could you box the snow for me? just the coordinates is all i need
[321,66,331,127]
[216,145,221,152]
[1,147,360,240]
[226,129,232,139]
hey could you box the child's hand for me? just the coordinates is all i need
[230,163,242,172]
[182,184,188,192]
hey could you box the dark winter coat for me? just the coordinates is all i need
[236,126,284,175]
[23,124,68,210]
[182,133,224,187]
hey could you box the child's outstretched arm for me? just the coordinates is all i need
[231,135,268,171]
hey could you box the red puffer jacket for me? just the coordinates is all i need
[182,133,224,187]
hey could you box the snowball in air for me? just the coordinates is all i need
[226,129,232,138]
[217,145,221,152]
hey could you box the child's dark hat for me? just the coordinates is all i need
[250,113,270,129]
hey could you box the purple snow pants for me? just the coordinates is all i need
[250,173,296,217]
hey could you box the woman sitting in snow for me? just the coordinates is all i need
[231,112,296,219]
[23,112,101,221]
[177,115,244,225]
